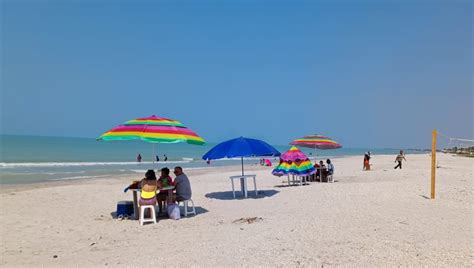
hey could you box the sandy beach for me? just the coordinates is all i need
[0,154,472,267]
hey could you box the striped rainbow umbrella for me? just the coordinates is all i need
[290,134,342,149]
[272,146,316,176]
[98,115,205,145]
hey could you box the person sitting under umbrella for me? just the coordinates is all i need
[317,160,326,181]
[139,170,158,217]
[326,159,334,176]
[156,167,174,215]
[312,161,321,181]
[172,166,192,202]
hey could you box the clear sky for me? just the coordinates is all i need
[1,0,472,148]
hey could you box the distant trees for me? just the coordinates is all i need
[443,146,474,156]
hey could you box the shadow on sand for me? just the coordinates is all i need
[274,183,310,188]
[205,190,279,200]
[110,206,210,220]
[274,180,338,187]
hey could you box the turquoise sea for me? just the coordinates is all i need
[0,135,418,184]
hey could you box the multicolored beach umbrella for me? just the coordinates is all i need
[290,134,342,149]
[97,115,205,145]
[272,146,316,176]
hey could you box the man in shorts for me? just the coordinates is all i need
[394,150,407,169]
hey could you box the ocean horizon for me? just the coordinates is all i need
[0,135,422,184]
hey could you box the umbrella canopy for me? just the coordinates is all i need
[290,134,342,149]
[272,146,316,176]
[202,137,281,175]
[97,115,205,145]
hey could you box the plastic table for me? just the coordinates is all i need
[287,174,310,186]
[229,174,257,198]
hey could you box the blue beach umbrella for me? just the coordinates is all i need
[202,136,281,176]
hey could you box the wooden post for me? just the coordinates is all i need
[431,129,437,199]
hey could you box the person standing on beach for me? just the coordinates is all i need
[164,154,168,162]
[137,153,142,162]
[363,151,371,170]
[394,150,407,169]
[156,155,160,162]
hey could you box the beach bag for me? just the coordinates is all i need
[167,203,181,220]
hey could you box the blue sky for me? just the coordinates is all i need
[1,1,472,148]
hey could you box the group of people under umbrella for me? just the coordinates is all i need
[272,134,341,183]
[272,146,336,184]
[202,134,342,184]
[97,115,343,223]
[98,115,342,195]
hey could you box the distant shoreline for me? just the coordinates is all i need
[0,153,431,186]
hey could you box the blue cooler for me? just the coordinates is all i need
[116,201,134,217]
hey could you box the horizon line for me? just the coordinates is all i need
[0,133,430,150]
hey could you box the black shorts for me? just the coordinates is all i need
[176,195,188,202]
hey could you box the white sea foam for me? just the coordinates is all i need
[49,175,112,181]
[130,169,146,173]
[0,160,191,168]
[2,171,88,175]
[182,166,213,171]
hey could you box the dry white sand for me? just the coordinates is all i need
[1,154,472,267]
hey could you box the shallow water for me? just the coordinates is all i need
[0,135,416,184]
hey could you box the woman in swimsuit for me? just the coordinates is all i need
[139,170,158,206]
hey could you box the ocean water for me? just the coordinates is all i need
[0,135,414,184]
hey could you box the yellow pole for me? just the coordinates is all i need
[431,129,437,199]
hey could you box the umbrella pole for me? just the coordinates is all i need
[153,143,155,164]
[240,157,245,195]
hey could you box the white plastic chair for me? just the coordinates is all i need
[139,205,157,225]
[178,199,196,217]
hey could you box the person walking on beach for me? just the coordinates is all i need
[137,153,142,162]
[156,155,160,162]
[164,154,168,162]
[394,150,407,169]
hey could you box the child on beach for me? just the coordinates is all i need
[156,167,174,215]
[312,161,321,181]
[317,160,326,181]
[394,150,407,169]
